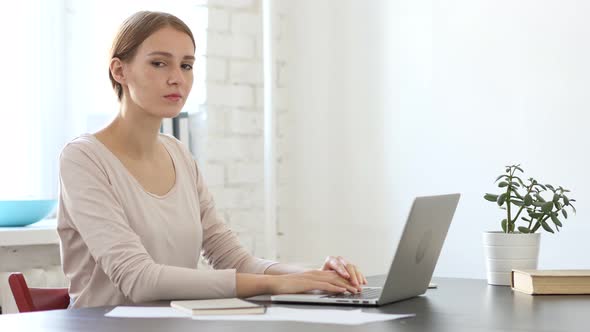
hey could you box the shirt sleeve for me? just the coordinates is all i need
[195,160,279,274]
[59,144,238,303]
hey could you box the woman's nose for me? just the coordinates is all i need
[167,67,185,86]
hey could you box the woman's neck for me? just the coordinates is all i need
[97,100,163,160]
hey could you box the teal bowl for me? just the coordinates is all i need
[0,200,57,227]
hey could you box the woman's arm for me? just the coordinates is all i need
[236,270,362,297]
[264,263,311,275]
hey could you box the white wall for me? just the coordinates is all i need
[278,0,590,278]
[277,0,403,274]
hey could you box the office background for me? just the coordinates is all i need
[1,0,589,288]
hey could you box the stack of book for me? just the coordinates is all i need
[511,269,590,295]
[170,298,266,316]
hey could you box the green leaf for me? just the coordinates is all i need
[495,175,508,183]
[512,200,524,207]
[562,209,568,219]
[498,181,509,188]
[541,220,555,233]
[546,184,555,191]
[571,204,577,214]
[542,202,554,213]
[515,166,524,173]
[518,227,530,233]
[555,201,561,210]
[524,194,533,206]
[550,213,563,227]
[535,194,546,202]
[511,182,520,187]
[538,184,547,191]
[521,217,531,222]
[563,196,570,205]
[508,222,515,233]
[531,222,541,233]
[532,201,545,207]
[529,212,544,219]
[497,193,507,206]
[501,219,507,233]
[512,191,523,199]
[552,193,559,203]
[513,176,525,186]
[484,193,499,202]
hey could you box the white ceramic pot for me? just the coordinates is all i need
[482,231,541,286]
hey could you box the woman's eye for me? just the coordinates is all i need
[181,64,193,71]
[151,61,165,67]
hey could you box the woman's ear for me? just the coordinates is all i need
[110,57,126,85]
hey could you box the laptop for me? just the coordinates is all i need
[270,193,460,306]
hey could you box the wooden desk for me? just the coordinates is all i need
[1,275,589,331]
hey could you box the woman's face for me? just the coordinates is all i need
[122,26,195,118]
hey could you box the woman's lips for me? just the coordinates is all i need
[164,94,182,102]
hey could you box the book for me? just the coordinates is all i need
[511,269,590,295]
[170,298,266,316]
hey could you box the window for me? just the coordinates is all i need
[0,0,207,199]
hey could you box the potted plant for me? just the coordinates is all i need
[482,164,576,285]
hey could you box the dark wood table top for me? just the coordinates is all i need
[1,275,589,331]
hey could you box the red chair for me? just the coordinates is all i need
[8,273,70,313]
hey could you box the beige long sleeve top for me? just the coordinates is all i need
[57,134,277,308]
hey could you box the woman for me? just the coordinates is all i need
[57,11,366,309]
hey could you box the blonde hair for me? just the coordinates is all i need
[109,11,195,100]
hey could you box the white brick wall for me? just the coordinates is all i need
[206,58,227,82]
[205,136,263,161]
[227,162,263,183]
[230,61,263,84]
[208,8,230,31]
[207,83,254,106]
[229,109,263,135]
[207,0,255,9]
[232,12,261,35]
[200,0,292,262]
[208,33,255,58]
[202,0,270,258]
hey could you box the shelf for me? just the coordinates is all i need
[0,219,59,246]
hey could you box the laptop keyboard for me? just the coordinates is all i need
[323,288,382,300]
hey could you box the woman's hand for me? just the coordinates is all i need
[267,270,361,295]
[320,256,367,292]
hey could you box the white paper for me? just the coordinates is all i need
[105,306,414,325]
[192,307,413,325]
[105,306,190,318]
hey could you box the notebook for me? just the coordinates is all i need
[511,269,590,295]
[170,298,266,316]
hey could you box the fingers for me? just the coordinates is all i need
[337,257,361,290]
[329,277,361,294]
[308,270,359,294]
[312,281,346,294]
[356,268,366,286]
[324,256,350,278]
[347,265,362,290]
[321,256,368,291]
